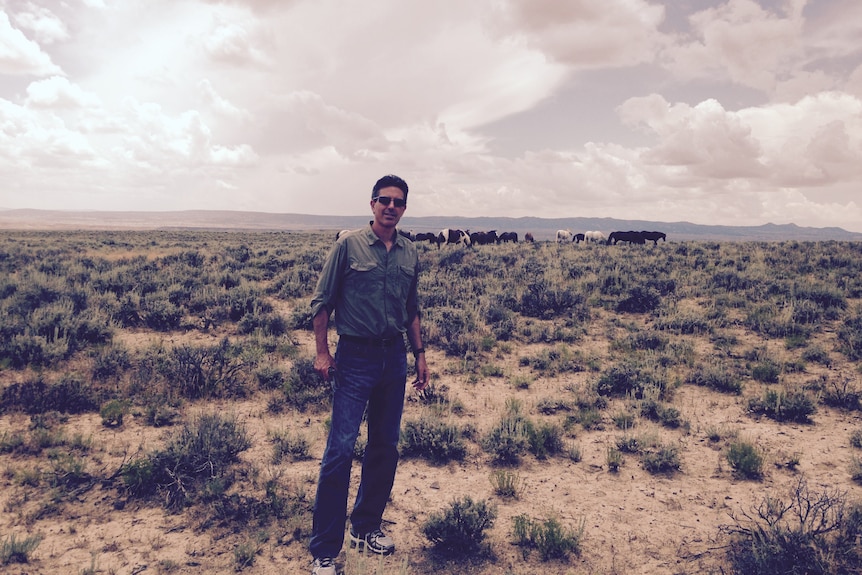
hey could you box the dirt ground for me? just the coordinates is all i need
[2,319,862,575]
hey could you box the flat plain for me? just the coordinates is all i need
[1,230,861,575]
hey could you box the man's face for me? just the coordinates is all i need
[370,186,407,228]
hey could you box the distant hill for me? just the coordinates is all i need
[1,208,860,242]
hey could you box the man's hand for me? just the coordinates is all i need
[412,354,429,391]
[314,353,336,382]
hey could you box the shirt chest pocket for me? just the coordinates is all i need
[347,260,381,293]
[397,264,415,299]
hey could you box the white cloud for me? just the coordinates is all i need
[198,79,251,121]
[26,76,101,108]
[492,0,668,69]
[618,95,766,178]
[119,99,259,169]
[663,0,805,91]
[203,19,270,67]
[0,97,99,169]
[1,0,861,232]
[11,3,69,45]
[0,10,63,75]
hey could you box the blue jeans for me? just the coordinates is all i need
[309,337,407,559]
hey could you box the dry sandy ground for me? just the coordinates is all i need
[2,320,862,575]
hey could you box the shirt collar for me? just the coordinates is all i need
[364,222,403,248]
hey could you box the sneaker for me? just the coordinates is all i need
[311,556,336,575]
[349,527,395,555]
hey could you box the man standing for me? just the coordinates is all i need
[308,175,429,575]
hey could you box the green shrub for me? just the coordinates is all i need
[641,445,682,474]
[1,533,43,565]
[99,399,130,427]
[526,421,564,460]
[400,417,467,464]
[751,360,781,383]
[724,478,862,575]
[748,387,816,423]
[483,413,529,465]
[270,430,311,463]
[640,399,685,429]
[255,365,285,390]
[595,361,666,399]
[687,363,743,394]
[91,344,131,381]
[167,338,249,400]
[135,412,251,509]
[120,458,156,498]
[282,357,330,411]
[422,497,496,558]
[727,440,764,480]
[520,279,586,320]
[141,297,183,331]
[606,446,623,472]
[616,286,661,313]
[801,345,832,367]
[512,514,584,561]
[489,469,523,499]
[838,311,862,361]
[851,457,862,484]
[0,376,100,415]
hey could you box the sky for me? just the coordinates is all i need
[1,0,862,231]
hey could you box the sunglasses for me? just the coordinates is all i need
[374,195,406,208]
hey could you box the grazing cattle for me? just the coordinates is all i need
[607,231,646,245]
[335,229,351,241]
[438,228,471,248]
[556,229,573,243]
[641,231,667,245]
[524,232,534,242]
[398,229,415,241]
[498,231,518,243]
[574,233,585,243]
[585,231,606,243]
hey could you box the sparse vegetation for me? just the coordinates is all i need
[422,497,497,558]
[727,439,765,480]
[723,478,862,575]
[2,231,862,573]
[512,514,584,561]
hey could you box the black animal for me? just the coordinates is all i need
[398,229,415,241]
[574,233,585,243]
[524,232,534,242]
[607,231,646,245]
[414,232,439,246]
[498,231,518,243]
[641,231,667,245]
[469,230,498,246]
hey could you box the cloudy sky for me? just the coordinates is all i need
[2,0,861,231]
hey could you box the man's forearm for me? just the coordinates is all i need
[312,308,331,355]
[406,314,423,351]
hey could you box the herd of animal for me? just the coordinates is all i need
[336,228,666,246]
[555,229,667,245]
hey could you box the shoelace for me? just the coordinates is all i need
[317,557,334,567]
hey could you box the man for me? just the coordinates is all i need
[308,174,430,575]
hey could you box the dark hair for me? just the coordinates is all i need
[372,174,408,200]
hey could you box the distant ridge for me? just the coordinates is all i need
[1,208,861,242]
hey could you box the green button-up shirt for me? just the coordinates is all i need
[310,225,420,338]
